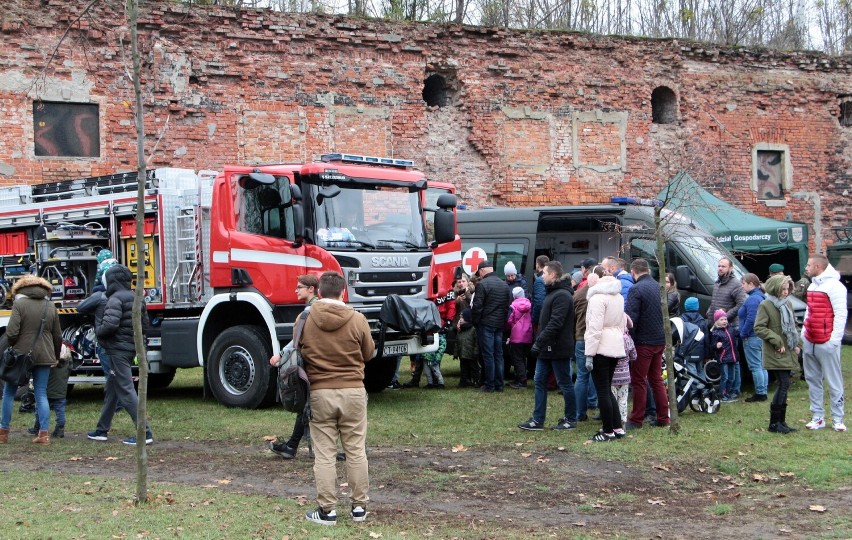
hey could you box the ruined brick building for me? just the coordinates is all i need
[0,0,850,255]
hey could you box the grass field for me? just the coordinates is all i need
[0,347,850,538]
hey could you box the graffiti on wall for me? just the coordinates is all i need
[755,149,784,199]
[33,102,100,158]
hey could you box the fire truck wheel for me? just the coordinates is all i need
[207,325,275,408]
[363,355,398,394]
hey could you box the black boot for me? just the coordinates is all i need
[779,404,796,433]
[27,421,40,436]
[52,424,65,438]
[768,405,781,432]
[769,405,792,434]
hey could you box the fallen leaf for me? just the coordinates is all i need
[647,499,665,506]
[752,474,768,482]
[508,490,516,495]
[809,505,826,513]
[737,451,748,456]
[557,446,566,451]
[698,468,706,473]
[520,452,532,458]
[451,444,466,453]
[572,521,586,526]
[105,456,119,461]
[69,456,83,461]
[536,456,549,463]
[263,435,277,441]
[779,472,795,477]
[653,464,670,471]
[369,532,382,538]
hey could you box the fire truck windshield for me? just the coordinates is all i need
[312,184,427,250]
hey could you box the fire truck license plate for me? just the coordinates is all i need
[383,344,408,356]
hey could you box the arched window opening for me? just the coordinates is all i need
[651,86,677,125]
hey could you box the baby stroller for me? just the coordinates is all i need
[671,317,722,414]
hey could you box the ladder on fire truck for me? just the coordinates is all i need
[169,205,202,303]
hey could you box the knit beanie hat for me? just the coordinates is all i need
[713,309,727,322]
[571,270,583,284]
[512,286,525,299]
[460,308,472,322]
[504,261,517,276]
[684,297,699,312]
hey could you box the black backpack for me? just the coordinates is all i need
[277,309,310,413]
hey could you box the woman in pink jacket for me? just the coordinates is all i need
[584,274,626,442]
[507,287,533,388]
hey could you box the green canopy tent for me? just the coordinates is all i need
[660,172,809,280]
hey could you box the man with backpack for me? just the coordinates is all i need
[268,274,318,459]
[301,271,374,526]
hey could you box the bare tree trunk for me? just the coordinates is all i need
[654,205,680,435]
[128,0,150,504]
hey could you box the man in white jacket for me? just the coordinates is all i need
[801,255,847,432]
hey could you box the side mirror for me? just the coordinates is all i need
[433,209,455,245]
[292,204,305,248]
[436,193,457,209]
[239,170,275,189]
[675,265,695,290]
[316,185,341,206]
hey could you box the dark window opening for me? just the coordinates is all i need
[651,86,677,125]
[33,102,100,158]
[422,71,458,107]
[840,99,852,127]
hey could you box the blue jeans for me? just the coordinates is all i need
[720,363,737,396]
[532,356,576,424]
[98,345,112,379]
[743,336,768,395]
[573,340,598,414]
[1,366,50,431]
[478,325,505,391]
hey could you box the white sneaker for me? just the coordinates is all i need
[833,421,847,432]
[805,417,825,430]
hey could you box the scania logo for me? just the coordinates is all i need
[371,256,410,268]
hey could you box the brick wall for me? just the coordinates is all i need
[0,0,850,251]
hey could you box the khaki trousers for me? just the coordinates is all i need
[309,387,369,511]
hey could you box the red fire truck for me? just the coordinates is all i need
[0,154,461,408]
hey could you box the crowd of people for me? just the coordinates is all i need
[385,253,847,443]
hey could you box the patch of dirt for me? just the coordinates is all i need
[3,434,849,539]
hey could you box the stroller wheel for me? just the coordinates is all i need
[690,397,703,413]
[701,389,722,414]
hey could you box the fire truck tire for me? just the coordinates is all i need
[148,371,176,390]
[207,325,275,408]
[363,355,398,394]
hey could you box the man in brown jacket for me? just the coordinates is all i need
[301,271,375,526]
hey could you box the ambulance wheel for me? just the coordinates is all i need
[208,325,275,408]
[148,371,176,390]
[363,355,398,393]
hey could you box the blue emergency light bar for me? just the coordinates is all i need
[320,153,415,168]
[611,196,663,207]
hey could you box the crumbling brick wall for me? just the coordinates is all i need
[0,0,849,249]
